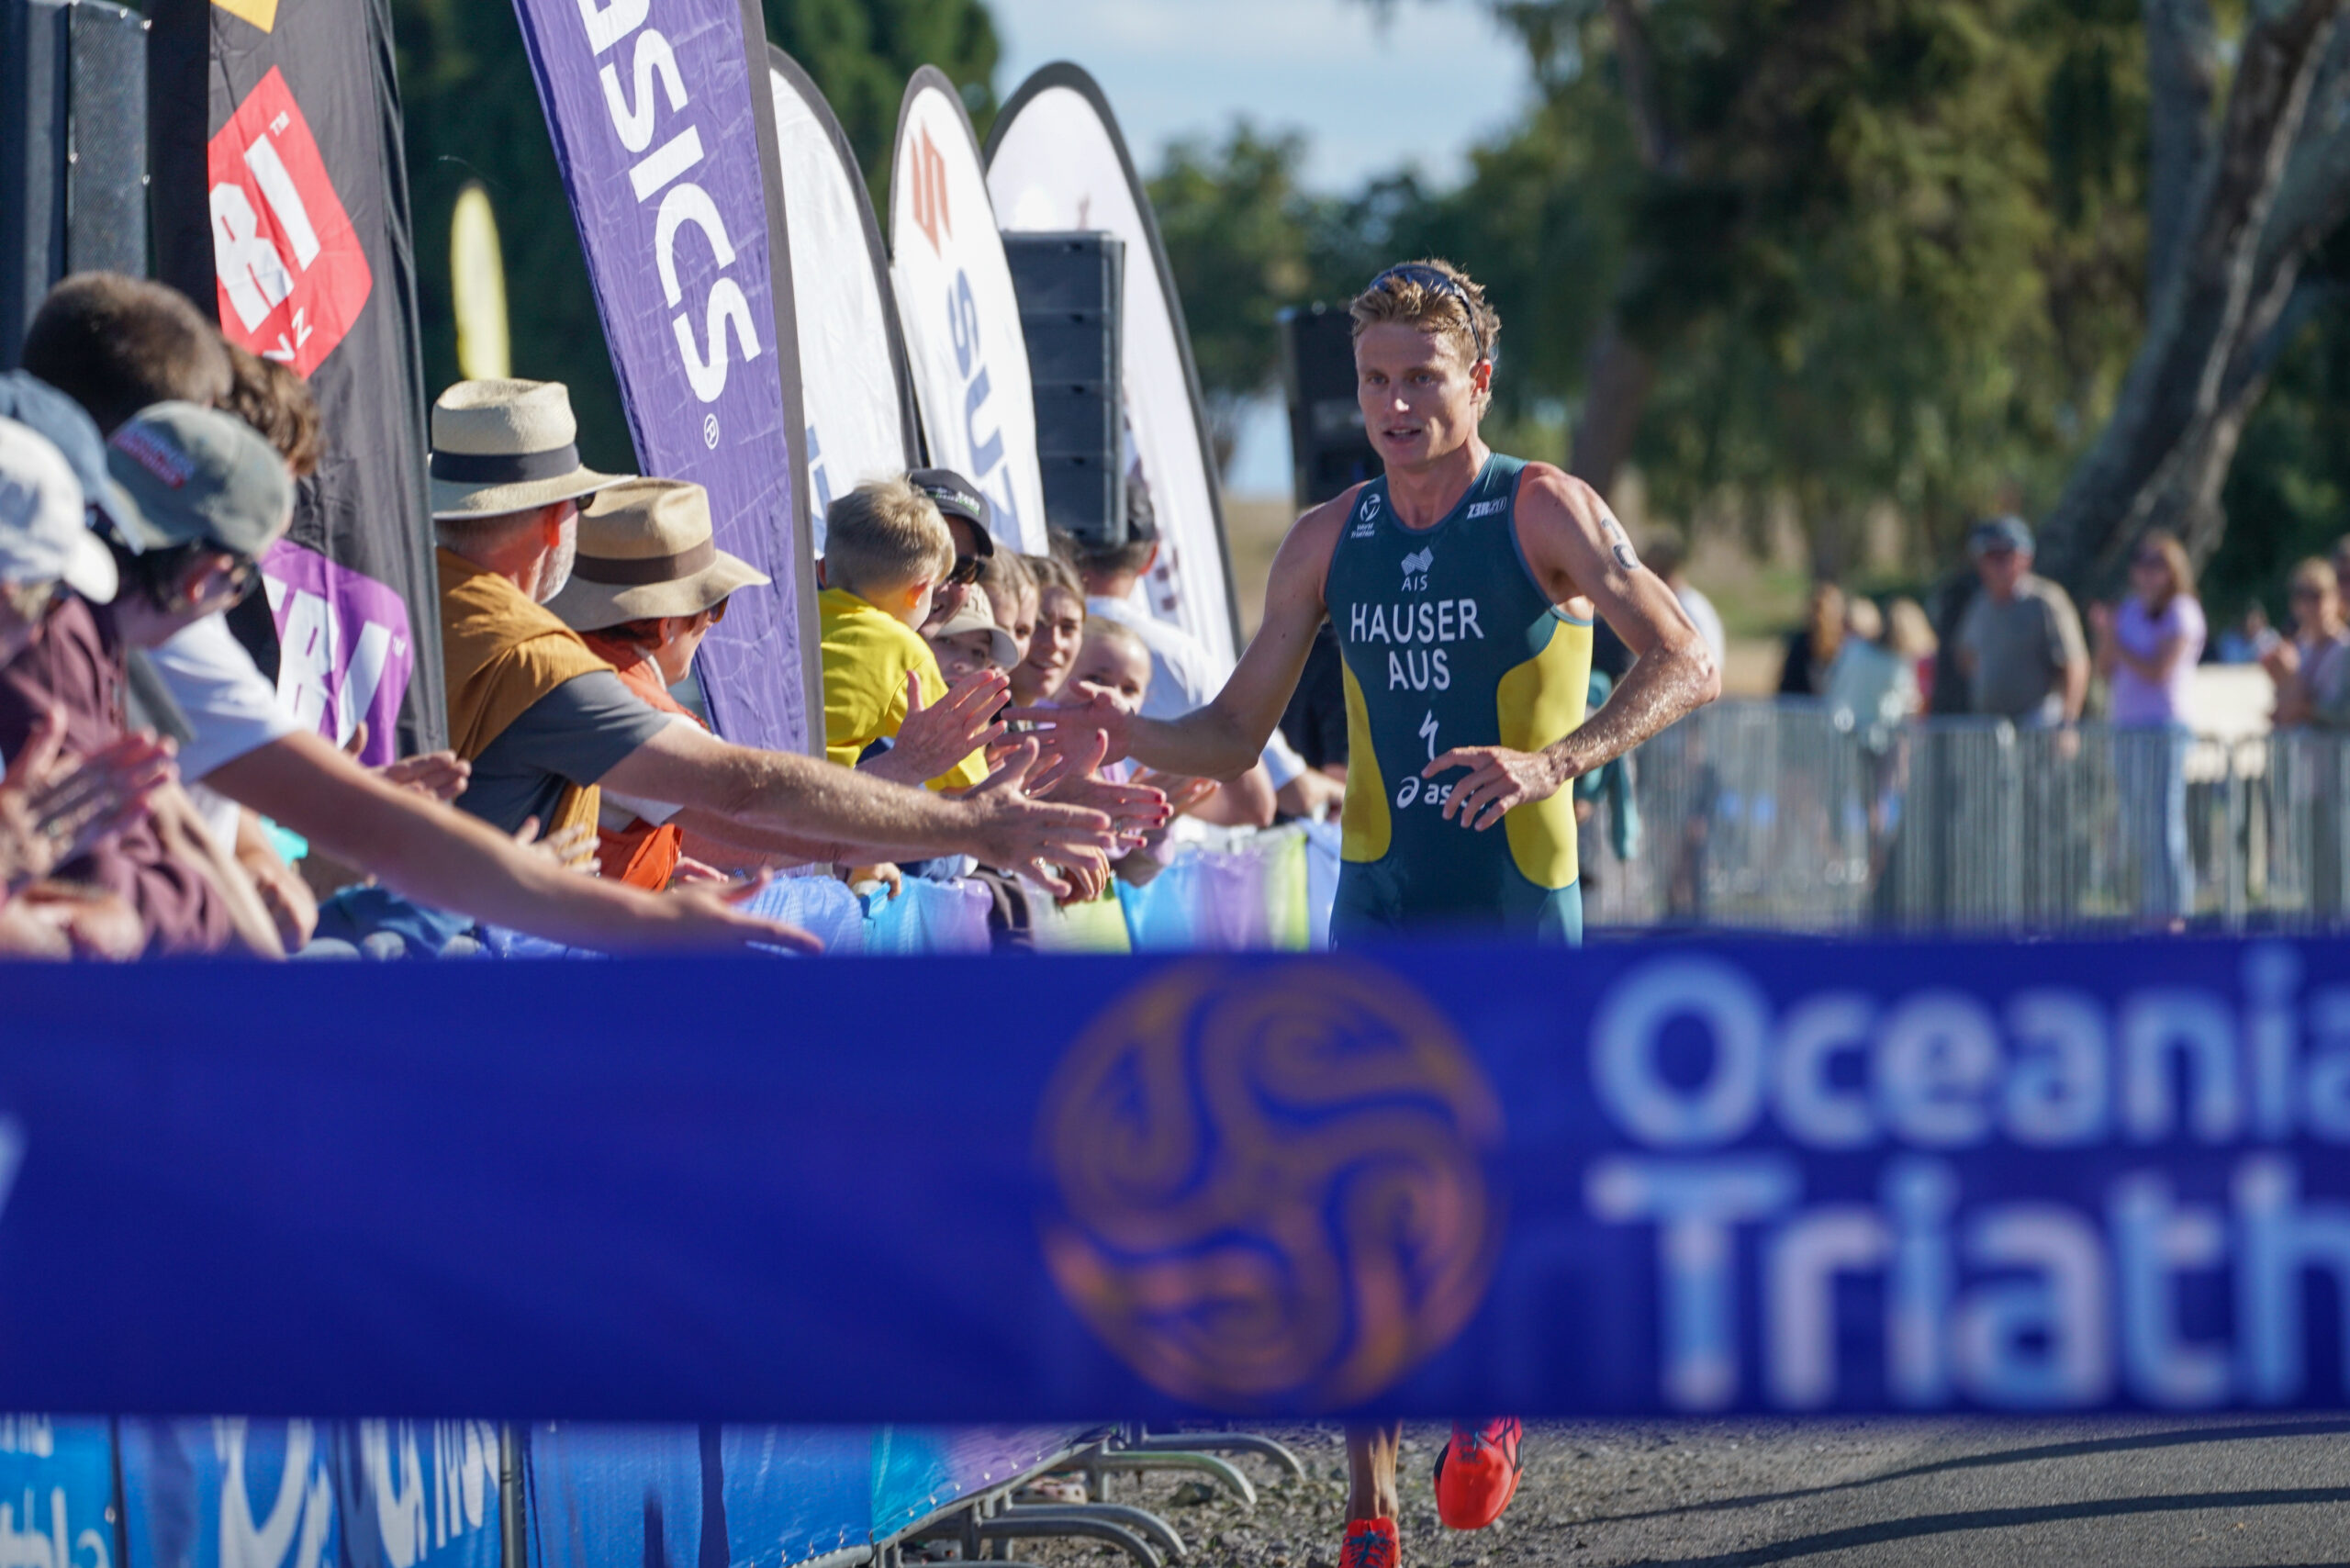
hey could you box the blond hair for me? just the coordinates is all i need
[823,476,953,600]
[1082,615,1148,666]
[2133,529,2196,613]
[1024,551,1081,602]
[1348,259,1501,376]
[1887,598,1938,660]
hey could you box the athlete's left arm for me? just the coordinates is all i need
[1427,466,1720,832]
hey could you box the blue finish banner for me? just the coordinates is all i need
[120,1419,499,1568]
[2,938,2348,1420]
[528,1423,1094,1568]
[509,0,819,753]
[0,1418,114,1568]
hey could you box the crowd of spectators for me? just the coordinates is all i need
[0,270,1240,960]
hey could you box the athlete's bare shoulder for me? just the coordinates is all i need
[1509,462,1638,606]
[1515,462,1622,543]
[1264,481,1364,612]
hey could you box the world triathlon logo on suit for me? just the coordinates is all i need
[1035,959,1505,1411]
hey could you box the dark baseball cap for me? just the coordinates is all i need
[106,402,292,557]
[0,370,152,546]
[908,466,994,556]
[1968,515,2034,558]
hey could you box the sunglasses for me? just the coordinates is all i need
[2131,554,2165,570]
[1367,263,1488,362]
[706,596,730,625]
[946,554,983,588]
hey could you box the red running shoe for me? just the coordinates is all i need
[1432,1418,1523,1530]
[1339,1518,1399,1568]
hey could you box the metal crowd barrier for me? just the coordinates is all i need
[1582,700,2350,935]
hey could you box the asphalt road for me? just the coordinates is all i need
[1035,1417,2350,1568]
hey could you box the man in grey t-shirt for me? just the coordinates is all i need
[1955,516,2088,726]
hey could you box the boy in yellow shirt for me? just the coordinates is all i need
[818,476,990,790]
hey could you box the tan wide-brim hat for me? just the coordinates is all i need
[429,378,632,519]
[546,476,770,631]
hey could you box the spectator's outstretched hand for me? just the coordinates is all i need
[511,815,599,875]
[1006,686,1132,775]
[0,712,175,897]
[1051,847,1112,906]
[1131,768,1221,822]
[887,668,1009,783]
[961,737,1114,894]
[664,870,824,955]
[347,722,471,802]
[1044,770,1171,850]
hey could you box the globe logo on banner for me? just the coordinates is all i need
[206,68,373,377]
[1036,959,1506,1410]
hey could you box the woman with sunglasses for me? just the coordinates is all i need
[2089,531,2205,926]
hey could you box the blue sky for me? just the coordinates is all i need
[990,0,1532,192]
[989,0,1537,492]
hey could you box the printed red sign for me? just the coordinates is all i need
[910,126,951,255]
[207,67,372,378]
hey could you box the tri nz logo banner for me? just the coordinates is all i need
[206,67,372,378]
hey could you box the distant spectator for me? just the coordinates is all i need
[1646,530,1726,672]
[2090,530,2204,924]
[1955,516,2088,726]
[0,405,294,955]
[546,477,767,889]
[1886,598,1938,706]
[975,550,1035,667]
[817,476,989,791]
[2215,601,2280,666]
[427,380,1106,902]
[1015,554,1086,708]
[1826,596,1918,744]
[1069,514,1291,827]
[0,417,166,958]
[926,590,1019,685]
[1777,581,1844,697]
[907,468,993,633]
[2265,557,2350,729]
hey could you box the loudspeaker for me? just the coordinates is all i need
[0,0,148,368]
[1004,231,1125,544]
[1279,303,1377,508]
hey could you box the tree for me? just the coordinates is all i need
[1147,125,1323,473]
[389,0,997,471]
[2035,0,2350,588]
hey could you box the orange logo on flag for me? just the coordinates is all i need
[909,126,950,254]
[207,67,373,378]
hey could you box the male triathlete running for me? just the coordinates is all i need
[1016,260,1718,1566]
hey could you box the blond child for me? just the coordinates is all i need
[817,477,988,790]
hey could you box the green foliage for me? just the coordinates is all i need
[390,0,996,473]
[1149,0,2163,566]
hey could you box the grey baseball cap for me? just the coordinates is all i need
[106,402,292,557]
[908,466,995,555]
[0,370,151,547]
[0,420,118,602]
[1968,515,2034,558]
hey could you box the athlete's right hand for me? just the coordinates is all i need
[959,737,1117,873]
[1006,688,1135,773]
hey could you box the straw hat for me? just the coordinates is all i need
[428,379,631,519]
[546,477,769,631]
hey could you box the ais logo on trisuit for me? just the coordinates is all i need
[207,68,373,377]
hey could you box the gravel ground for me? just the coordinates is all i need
[1005,1416,2350,1568]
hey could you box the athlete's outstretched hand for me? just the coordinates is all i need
[1425,745,1570,833]
[1006,687,1134,773]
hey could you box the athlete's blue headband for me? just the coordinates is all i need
[1365,263,1489,364]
